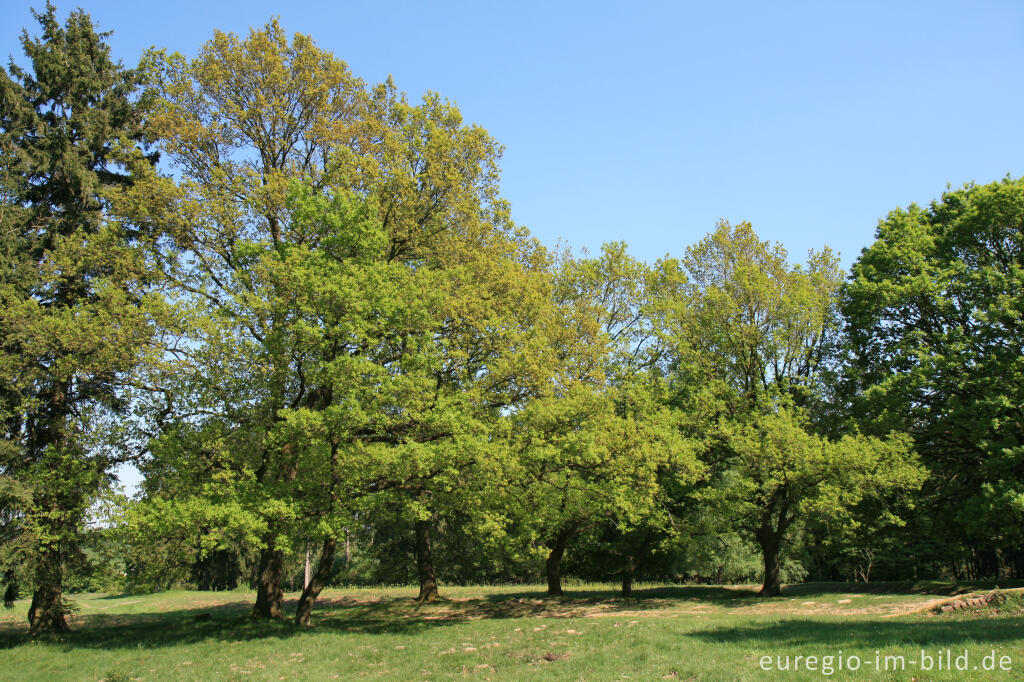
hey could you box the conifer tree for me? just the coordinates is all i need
[0,3,158,634]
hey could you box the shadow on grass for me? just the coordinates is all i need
[471,584,764,608]
[3,581,1019,651]
[775,580,1024,598]
[92,592,146,600]
[690,616,1024,648]
[0,587,744,650]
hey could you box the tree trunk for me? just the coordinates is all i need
[621,554,637,597]
[28,549,68,635]
[294,537,337,627]
[758,534,783,597]
[546,525,575,597]
[4,581,16,608]
[976,546,999,580]
[344,528,351,567]
[415,519,438,602]
[252,542,284,618]
[621,531,655,597]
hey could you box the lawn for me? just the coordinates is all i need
[2,582,1022,680]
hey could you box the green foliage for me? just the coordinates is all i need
[0,2,159,633]
[843,177,1024,573]
[509,245,701,594]
[2,5,1020,615]
[671,220,843,413]
[666,221,924,594]
[716,408,923,537]
[123,17,554,614]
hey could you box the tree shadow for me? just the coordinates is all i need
[691,616,1024,648]
[291,586,731,632]
[773,580,1024,598]
[3,582,1019,651]
[468,584,764,607]
[0,587,731,649]
[0,600,277,650]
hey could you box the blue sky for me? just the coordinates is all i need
[3,1,1021,493]
[3,0,1022,270]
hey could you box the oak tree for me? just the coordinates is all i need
[668,221,922,595]
[127,19,550,621]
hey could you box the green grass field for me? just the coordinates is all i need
[2,582,1023,680]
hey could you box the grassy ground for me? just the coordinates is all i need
[2,582,1024,680]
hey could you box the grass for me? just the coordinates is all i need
[2,582,1024,680]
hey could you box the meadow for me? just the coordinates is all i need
[2,583,1022,681]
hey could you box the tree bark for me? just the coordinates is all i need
[757,533,783,597]
[546,525,575,596]
[415,519,438,602]
[252,541,284,618]
[28,549,68,635]
[294,537,337,627]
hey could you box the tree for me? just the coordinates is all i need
[0,3,159,634]
[843,177,1024,577]
[274,184,550,617]
[127,19,551,622]
[717,409,922,595]
[667,221,922,595]
[512,244,699,596]
[126,20,396,619]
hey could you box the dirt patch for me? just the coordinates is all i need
[888,587,1024,618]
[506,649,572,665]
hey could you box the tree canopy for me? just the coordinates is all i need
[1,6,1020,634]
[843,177,1024,575]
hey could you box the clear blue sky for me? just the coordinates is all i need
[3,1,1021,494]
[3,0,1022,269]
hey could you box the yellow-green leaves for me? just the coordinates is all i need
[667,221,919,595]
[131,16,554,610]
[675,220,843,410]
[723,410,922,528]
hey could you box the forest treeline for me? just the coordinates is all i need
[1,6,1022,635]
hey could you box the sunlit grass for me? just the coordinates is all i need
[2,582,1023,680]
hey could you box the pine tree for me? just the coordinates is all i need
[0,2,158,634]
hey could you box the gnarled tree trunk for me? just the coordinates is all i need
[295,537,337,626]
[415,519,438,602]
